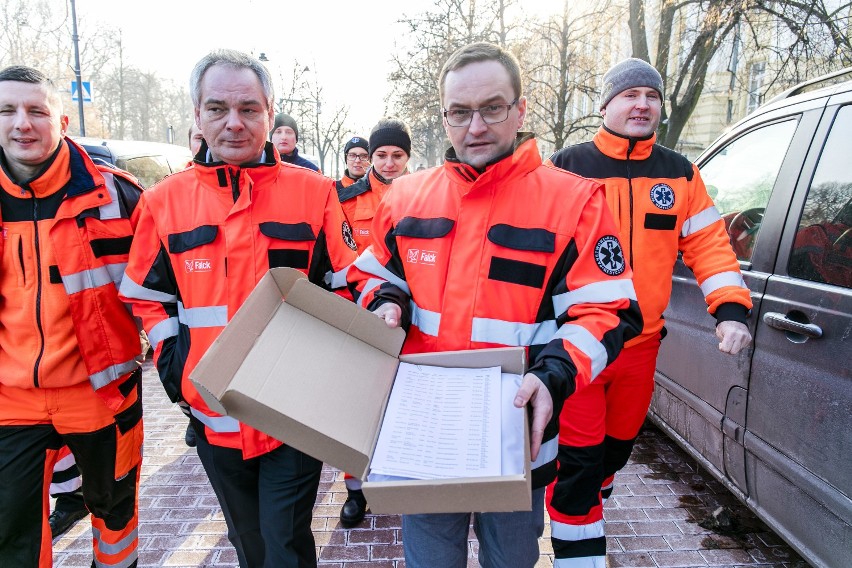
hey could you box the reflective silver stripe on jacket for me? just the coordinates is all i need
[97,172,123,220]
[553,324,608,380]
[470,318,558,347]
[147,317,179,349]
[552,280,637,316]
[551,518,605,541]
[699,271,747,297]
[190,406,241,433]
[681,205,721,238]
[352,250,411,306]
[92,526,138,558]
[90,359,139,390]
[324,264,351,289]
[530,437,559,469]
[119,275,178,303]
[411,301,441,337]
[62,263,126,295]
[177,302,228,328]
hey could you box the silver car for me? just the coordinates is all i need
[650,69,851,568]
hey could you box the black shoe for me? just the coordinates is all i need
[49,506,88,538]
[185,422,197,447]
[340,489,368,528]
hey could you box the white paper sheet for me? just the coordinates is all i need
[369,363,502,480]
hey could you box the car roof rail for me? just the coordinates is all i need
[764,66,852,105]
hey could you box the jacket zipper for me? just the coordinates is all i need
[626,139,636,269]
[229,168,240,203]
[28,189,46,388]
[17,237,25,285]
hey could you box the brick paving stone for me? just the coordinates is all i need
[50,361,809,567]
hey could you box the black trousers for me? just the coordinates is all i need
[195,434,322,568]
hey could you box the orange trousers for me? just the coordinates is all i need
[0,375,142,568]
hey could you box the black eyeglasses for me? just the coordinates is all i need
[442,99,519,127]
[346,153,370,162]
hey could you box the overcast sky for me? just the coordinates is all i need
[76,0,561,134]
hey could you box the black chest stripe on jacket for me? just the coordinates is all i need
[487,224,555,253]
[168,225,218,253]
[644,213,677,230]
[269,249,310,269]
[0,184,68,221]
[551,142,694,181]
[394,217,455,239]
[489,257,546,288]
[259,221,316,241]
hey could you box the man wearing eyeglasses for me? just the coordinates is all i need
[348,42,642,567]
[337,135,369,189]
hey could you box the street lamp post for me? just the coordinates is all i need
[70,0,85,136]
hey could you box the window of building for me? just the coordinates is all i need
[747,62,766,114]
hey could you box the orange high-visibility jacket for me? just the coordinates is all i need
[120,142,358,459]
[337,167,393,252]
[548,127,752,345]
[0,138,143,412]
[347,135,643,487]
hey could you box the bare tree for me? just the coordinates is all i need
[521,0,615,152]
[630,0,852,149]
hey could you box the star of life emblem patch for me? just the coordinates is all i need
[650,183,675,210]
[594,235,625,276]
[342,221,357,251]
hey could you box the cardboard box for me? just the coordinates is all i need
[191,267,531,514]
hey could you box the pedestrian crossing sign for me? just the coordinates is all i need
[71,81,92,103]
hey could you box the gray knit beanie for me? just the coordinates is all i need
[600,58,663,110]
[271,113,299,141]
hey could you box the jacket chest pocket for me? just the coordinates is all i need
[259,222,315,270]
[486,224,555,289]
[168,225,220,275]
[393,216,454,270]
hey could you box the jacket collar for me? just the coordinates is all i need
[593,125,655,161]
[192,140,281,195]
[0,138,104,200]
[443,132,540,187]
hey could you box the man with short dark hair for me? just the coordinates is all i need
[270,112,320,172]
[546,57,752,567]
[0,65,144,567]
[120,49,357,568]
[348,42,643,568]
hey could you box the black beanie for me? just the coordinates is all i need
[369,125,411,158]
[343,136,369,157]
[271,113,299,141]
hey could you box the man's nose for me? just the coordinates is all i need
[225,109,243,129]
[13,109,32,130]
[468,110,489,134]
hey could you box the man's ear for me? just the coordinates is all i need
[59,114,69,136]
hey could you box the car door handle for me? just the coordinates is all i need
[762,312,823,338]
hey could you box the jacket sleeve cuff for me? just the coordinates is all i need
[714,302,749,326]
[528,355,577,420]
[367,287,412,331]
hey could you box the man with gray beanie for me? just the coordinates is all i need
[546,57,752,566]
[271,112,320,172]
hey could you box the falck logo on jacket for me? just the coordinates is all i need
[650,183,675,210]
[406,248,437,266]
[594,236,625,276]
[185,259,213,273]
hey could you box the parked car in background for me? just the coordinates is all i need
[650,69,851,568]
[74,137,192,188]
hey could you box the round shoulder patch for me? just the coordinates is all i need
[594,235,626,276]
[650,183,675,210]
[342,220,357,251]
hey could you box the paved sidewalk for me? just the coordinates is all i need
[53,361,808,567]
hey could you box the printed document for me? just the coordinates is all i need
[370,363,502,480]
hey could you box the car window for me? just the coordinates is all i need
[117,156,172,188]
[700,119,798,261]
[788,105,852,288]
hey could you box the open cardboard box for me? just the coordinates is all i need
[190,267,531,514]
